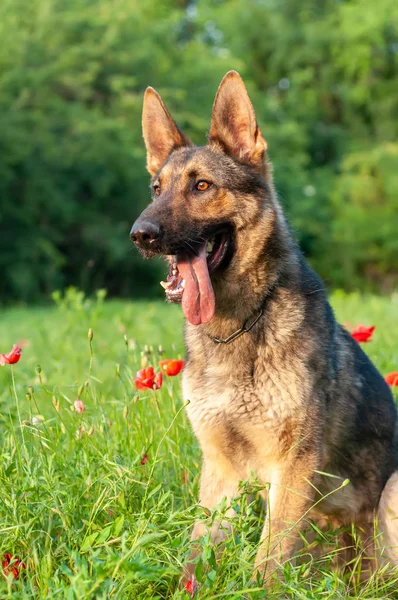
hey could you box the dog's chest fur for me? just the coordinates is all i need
[183,324,314,480]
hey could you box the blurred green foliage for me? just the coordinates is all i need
[0,0,397,303]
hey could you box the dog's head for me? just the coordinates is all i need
[131,71,280,326]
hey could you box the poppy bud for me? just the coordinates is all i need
[74,399,85,413]
[88,328,93,341]
[36,365,42,374]
[185,574,199,597]
[26,393,31,402]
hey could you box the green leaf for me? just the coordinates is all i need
[96,524,113,545]
[113,515,125,537]
[80,531,99,552]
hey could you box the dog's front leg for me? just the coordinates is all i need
[183,454,241,583]
[254,454,318,586]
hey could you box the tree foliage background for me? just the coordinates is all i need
[0,0,397,303]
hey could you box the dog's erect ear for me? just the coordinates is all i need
[209,71,267,171]
[142,87,192,176]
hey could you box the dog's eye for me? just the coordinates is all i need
[195,181,211,192]
[153,185,161,196]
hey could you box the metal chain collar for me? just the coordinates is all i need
[210,304,265,345]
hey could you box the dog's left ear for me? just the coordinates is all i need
[209,71,267,172]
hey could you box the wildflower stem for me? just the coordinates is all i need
[11,365,24,444]
[151,390,162,420]
[32,395,42,422]
[88,337,94,378]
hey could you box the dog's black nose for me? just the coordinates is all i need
[130,219,161,249]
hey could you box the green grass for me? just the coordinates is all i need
[0,288,397,599]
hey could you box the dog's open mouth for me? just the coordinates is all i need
[160,231,230,326]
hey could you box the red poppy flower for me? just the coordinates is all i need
[159,359,185,376]
[351,325,375,343]
[133,367,162,391]
[185,574,199,598]
[0,345,22,366]
[2,553,26,580]
[385,372,398,387]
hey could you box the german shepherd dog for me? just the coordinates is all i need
[131,71,398,585]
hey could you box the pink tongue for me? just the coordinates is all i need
[177,245,215,325]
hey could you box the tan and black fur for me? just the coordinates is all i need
[131,71,398,584]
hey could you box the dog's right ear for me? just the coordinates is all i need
[142,87,192,176]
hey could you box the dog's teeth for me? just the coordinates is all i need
[172,268,177,275]
[160,281,171,289]
[206,241,214,255]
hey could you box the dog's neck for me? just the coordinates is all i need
[188,203,299,343]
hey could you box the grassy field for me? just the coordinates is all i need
[0,289,397,599]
